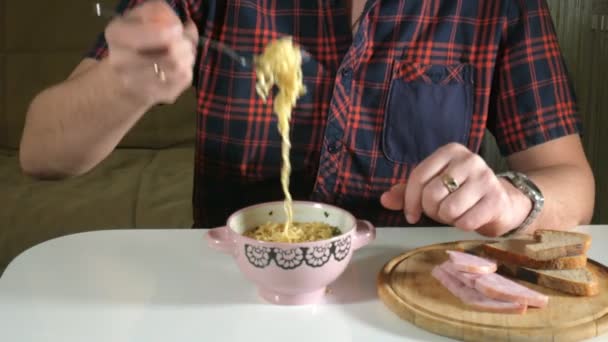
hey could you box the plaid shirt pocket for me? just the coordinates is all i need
[382,62,475,164]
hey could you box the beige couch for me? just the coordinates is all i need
[0,0,198,273]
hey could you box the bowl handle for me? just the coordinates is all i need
[352,220,376,251]
[206,226,236,255]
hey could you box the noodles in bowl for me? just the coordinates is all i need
[243,221,341,243]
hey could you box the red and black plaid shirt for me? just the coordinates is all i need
[89,0,581,228]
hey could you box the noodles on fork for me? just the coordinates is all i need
[248,37,339,243]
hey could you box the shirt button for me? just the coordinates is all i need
[327,140,342,154]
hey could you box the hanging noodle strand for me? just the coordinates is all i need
[244,37,339,243]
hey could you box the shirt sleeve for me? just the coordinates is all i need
[487,0,582,156]
[85,0,199,60]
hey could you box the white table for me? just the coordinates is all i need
[0,226,606,342]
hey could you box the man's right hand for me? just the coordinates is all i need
[104,0,198,106]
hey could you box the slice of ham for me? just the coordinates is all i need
[474,272,549,308]
[431,265,527,314]
[446,250,497,274]
[440,260,482,288]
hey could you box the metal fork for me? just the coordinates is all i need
[93,2,310,69]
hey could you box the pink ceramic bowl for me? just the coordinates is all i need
[206,201,376,305]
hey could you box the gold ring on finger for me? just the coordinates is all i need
[442,174,459,193]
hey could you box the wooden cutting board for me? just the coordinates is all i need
[377,240,608,342]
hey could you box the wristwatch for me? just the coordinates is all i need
[496,171,544,237]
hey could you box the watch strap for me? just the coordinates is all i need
[496,171,544,237]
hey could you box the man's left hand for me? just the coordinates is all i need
[380,143,532,237]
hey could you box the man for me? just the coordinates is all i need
[19,0,595,236]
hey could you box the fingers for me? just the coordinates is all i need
[110,38,193,73]
[404,143,471,223]
[431,154,492,222]
[435,179,484,223]
[453,192,503,233]
[420,162,472,221]
[156,39,196,71]
[183,19,199,53]
[106,19,182,51]
[403,158,448,223]
[105,1,183,51]
[380,183,406,211]
[130,0,182,26]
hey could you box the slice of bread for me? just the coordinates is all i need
[524,230,591,260]
[481,238,587,270]
[497,262,599,296]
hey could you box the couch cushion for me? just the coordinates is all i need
[135,146,195,228]
[5,0,116,52]
[0,146,194,273]
[0,53,5,148]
